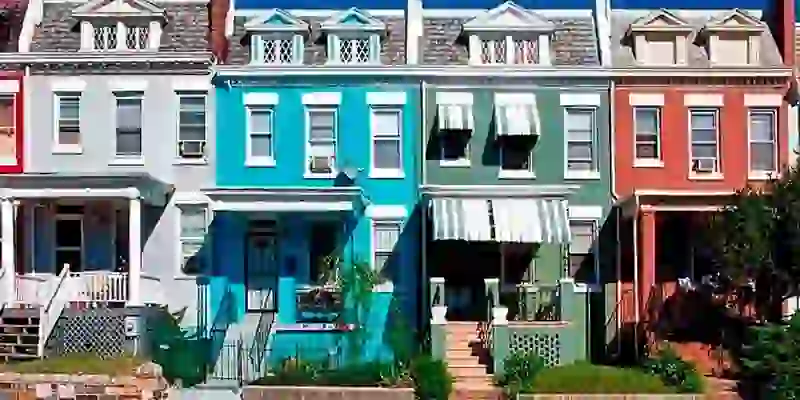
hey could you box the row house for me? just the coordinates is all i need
[609,6,795,358]
[0,0,214,360]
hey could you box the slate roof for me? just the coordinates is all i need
[610,10,783,68]
[227,15,406,66]
[30,0,209,53]
[421,16,600,66]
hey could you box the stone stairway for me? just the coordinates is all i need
[0,307,40,362]
[667,341,741,399]
[445,322,502,400]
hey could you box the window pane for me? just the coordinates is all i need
[750,112,775,141]
[59,125,80,145]
[250,109,272,133]
[692,144,717,158]
[635,143,657,159]
[567,142,593,160]
[251,134,273,158]
[751,142,775,171]
[566,109,593,132]
[374,253,390,272]
[116,98,142,131]
[501,145,530,170]
[56,250,82,272]
[117,131,141,155]
[635,108,658,133]
[441,134,469,161]
[373,111,401,136]
[568,160,593,171]
[0,96,14,128]
[181,208,206,238]
[59,98,80,120]
[374,223,400,251]
[691,112,716,130]
[179,126,205,142]
[56,219,82,247]
[309,110,336,140]
[374,139,401,169]
[692,128,717,143]
[309,143,335,157]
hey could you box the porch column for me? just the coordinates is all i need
[638,211,657,318]
[127,197,142,306]
[1,198,14,304]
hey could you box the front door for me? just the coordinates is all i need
[245,231,278,312]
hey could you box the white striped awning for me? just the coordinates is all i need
[437,104,474,131]
[495,103,538,136]
[491,199,571,243]
[431,198,492,241]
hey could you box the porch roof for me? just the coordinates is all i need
[0,172,172,205]
[204,187,363,212]
[619,189,738,217]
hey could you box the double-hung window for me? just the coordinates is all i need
[178,205,208,275]
[247,106,275,166]
[748,108,777,176]
[0,95,14,162]
[565,108,598,176]
[370,108,402,176]
[54,93,81,153]
[115,92,143,158]
[568,220,597,285]
[373,220,401,273]
[689,109,720,174]
[633,107,661,164]
[306,108,337,176]
[177,92,207,160]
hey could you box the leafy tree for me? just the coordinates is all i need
[739,314,800,398]
[708,166,800,322]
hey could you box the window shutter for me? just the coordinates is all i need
[327,35,340,64]
[368,34,381,63]
[291,34,304,64]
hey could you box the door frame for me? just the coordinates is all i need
[244,222,279,312]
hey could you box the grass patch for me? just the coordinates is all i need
[527,363,677,394]
[0,353,145,375]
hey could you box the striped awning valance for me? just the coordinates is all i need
[437,104,474,131]
[430,198,492,241]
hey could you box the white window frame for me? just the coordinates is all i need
[54,213,84,272]
[633,106,662,167]
[176,203,209,276]
[747,108,778,178]
[304,107,338,178]
[112,91,144,163]
[327,32,381,65]
[568,218,600,292]
[83,20,161,52]
[251,33,304,65]
[688,108,721,177]
[53,92,82,154]
[469,33,546,66]
[371,219,402,273]
[369,107,403,178]
[245,105,275,167]
[176,91,208,163]
[564,107,599,179]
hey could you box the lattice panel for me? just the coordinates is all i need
[509,331,562,367]
[263,39,293,64]
[339,39,370,64]
[126,26,149,50]
[46,308,126,359]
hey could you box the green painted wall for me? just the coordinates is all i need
[422,86,612,209]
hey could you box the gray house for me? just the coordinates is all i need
[0,0,214,360]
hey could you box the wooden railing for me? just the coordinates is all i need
[15,274,49,305]
[38,265,73,357]
[70,272,128,304]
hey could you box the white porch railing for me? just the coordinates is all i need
[15,274,50,305]
[38,265,74,357]
[71,272,129,304]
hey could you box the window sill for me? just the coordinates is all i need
[748,172,778,181]
[574,283,601,293]
[633,159,664,168]
[304,172,337,179]
[174,158,208,166]
[173,274,206,281]
[52,146,83,155]
[245,158,275,168]
[109,157,145,166]
[565,171,601,180]
[440,160,471,168]
[688,173,724,181]
[0,157,17,166]
[498,170,536,180]
[369,170,405,179]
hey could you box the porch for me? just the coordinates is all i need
[0,173,172,308]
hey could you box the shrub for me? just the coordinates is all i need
[0,353,144,375]
[738,314,800,399]
[529,363,675,394]
[495,350,546,394]
[644,346,705,393]
[410,355,453,400]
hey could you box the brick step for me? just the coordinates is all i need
[448,365,490,379]
[446,348,477,358]
[451,376,495,387]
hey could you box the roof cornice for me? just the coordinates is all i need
[212,65,792,79]
[0,52,214,64]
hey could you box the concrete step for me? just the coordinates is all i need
[449,365,490,379]
[452,376,495,387]
[445,357,483,367]
[446,348,476,358]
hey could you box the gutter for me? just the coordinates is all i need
[0,52,215,64]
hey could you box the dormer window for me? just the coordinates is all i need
[627,9,693,66]
[701,9,765,66]
[463,1,554,66]
[244,9,308,65]
[73,0,166,52]
[321,8,385,65]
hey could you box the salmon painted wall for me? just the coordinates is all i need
[613,86,789,198]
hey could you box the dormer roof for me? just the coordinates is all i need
[243,9,309,33]
[71,0,165,20]
[320,7,385,32]
[703,9,765,32]
[627,9,693,34]
[462,1,554,32]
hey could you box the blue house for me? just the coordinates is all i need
[208,4,420,374]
